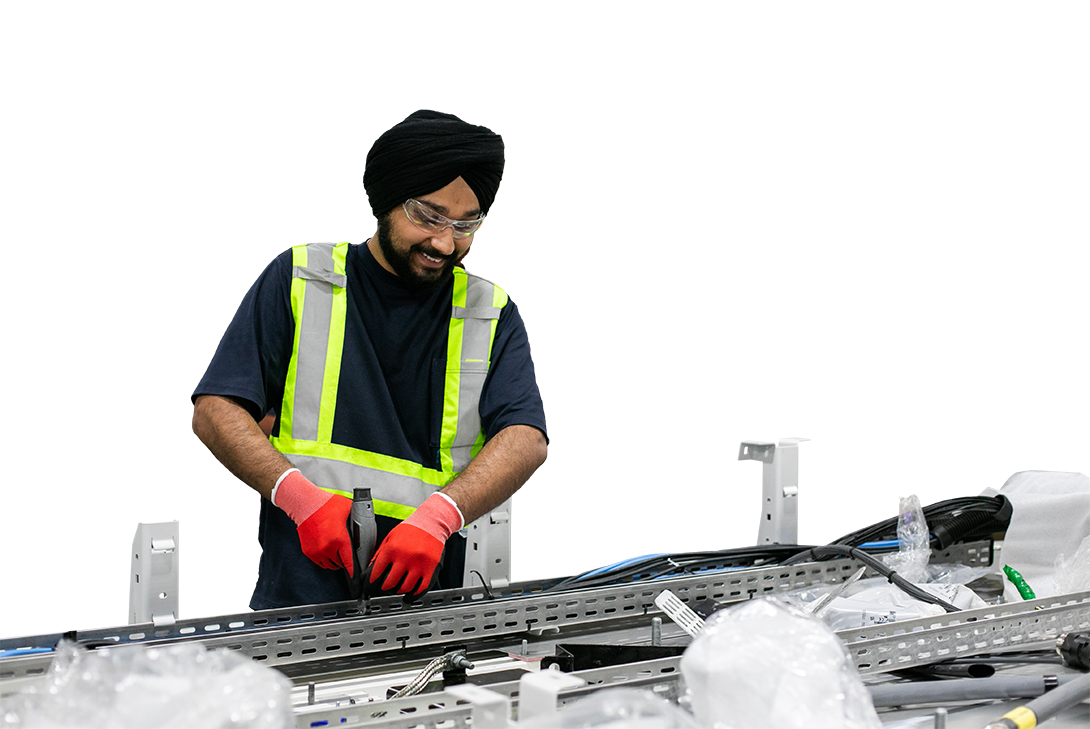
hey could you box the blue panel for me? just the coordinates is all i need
[610,109,675,562]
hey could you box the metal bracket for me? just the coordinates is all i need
[517,669,586,722]
[462,498,512,591]
[128,521,179,626]
[445,684,511,729]
[739,438,808,545]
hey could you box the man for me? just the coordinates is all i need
[192,110,548,609]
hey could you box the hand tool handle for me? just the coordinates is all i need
[346,488,377,600]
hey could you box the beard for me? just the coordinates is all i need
[376,213,463,289]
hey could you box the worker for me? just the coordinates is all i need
[191,110,548,609]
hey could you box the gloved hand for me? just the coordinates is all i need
[273,468,354,576]
[366,492,464,598]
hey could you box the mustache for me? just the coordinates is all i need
[414,244,454,261]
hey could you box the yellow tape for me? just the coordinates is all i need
[1001,706,1037,729]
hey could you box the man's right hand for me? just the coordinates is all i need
[273,469,354,575]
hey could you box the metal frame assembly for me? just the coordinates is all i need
[5,540,1087,727]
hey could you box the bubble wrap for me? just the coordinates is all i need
[1,641,294,729]
[680,599,881,729]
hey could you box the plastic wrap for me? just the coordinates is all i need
[818,577,986,631]
[923,562,991,586]
[518,687,699,729]
[784,565,991,631]
[680,598,882,729]
[1,641,294,729]
[881,494,930,584]
[1053,533,1090,595]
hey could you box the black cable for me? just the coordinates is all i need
[544,495,1010,597]
[468,571,495,599]
[782,545,962,612]
[545,545,813,592]
[831,495,1011,550]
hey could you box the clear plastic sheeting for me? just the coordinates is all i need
[815,577,987,632]
[881,494,930,584]
[518,687,700,729]
[680,598,882,729]
[1053,533,1090,595]
[924,562,992,588]
[1,641,294,729]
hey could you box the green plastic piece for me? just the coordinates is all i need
[1003,564,1037,600]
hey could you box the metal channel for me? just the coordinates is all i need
[1,542,992,654]
[294,656,686,729]
[844,589,1090,674]
[291,589,1090,729]
[0,557,867,684]
[0,541,993,685]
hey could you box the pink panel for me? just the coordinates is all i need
[78,107,139,523]
[771,107,806,438]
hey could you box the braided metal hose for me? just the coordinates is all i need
[390,651,474,700]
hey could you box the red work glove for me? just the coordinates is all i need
[367,492,464,598]
[273,469,354,576]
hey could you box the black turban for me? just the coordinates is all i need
[364,110,505,218]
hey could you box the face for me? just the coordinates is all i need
[370,176,481,288]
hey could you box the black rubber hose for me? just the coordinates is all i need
[868,673,1079,707]
[931,496,1013,549]
[895,662,995,680]
[782,545,961,612]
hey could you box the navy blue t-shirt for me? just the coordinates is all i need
[193,242,547,609]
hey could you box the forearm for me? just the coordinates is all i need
[192,394,293,500]
[440,424,547,525]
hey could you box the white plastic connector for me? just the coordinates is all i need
[654,590,705,638]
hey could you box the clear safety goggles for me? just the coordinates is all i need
[403,198,485,239]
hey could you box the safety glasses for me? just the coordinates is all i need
[403,199,485,239]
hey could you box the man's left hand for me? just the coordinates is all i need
[366,492,464,598]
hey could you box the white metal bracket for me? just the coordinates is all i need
[739,438,808,545]
[128,521,179,626]
[462,498,512,591]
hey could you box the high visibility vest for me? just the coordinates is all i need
[269,242,508,521]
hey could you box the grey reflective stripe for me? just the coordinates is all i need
[293,266,347,288]
[287,454,434,509]
[291,243,341,442]
[453,306,501,319]
[450,274,500,471]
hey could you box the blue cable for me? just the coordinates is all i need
[0,647,53,658]
[858,539,900,549]
[572,554,667,581]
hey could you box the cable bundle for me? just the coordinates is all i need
[546,495,1013,605]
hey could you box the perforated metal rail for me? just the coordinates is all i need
[293,589,1090,729]
[0,541,993,686]
[295,655,687,729]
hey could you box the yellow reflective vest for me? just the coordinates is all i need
[268,242,508,520]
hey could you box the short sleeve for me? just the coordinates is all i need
[192,250,295,422]
[478,299,548,443]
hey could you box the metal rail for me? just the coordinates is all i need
[294,655,688,729]
[291,589,1090,729]
[0,541,994,687]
